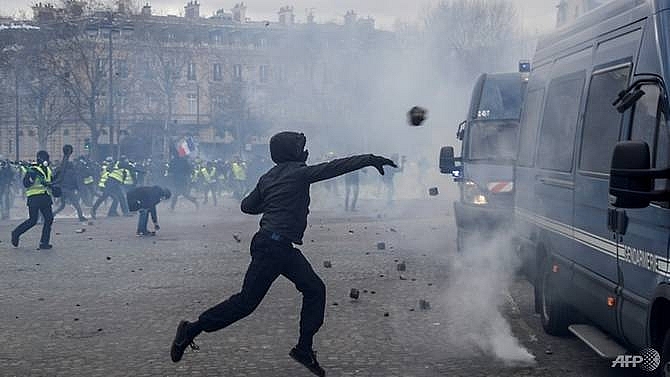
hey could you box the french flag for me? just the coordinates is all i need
[177,139,191,157]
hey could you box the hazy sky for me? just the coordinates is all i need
[2,0,560,32]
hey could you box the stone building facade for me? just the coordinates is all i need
[0,2,391,161]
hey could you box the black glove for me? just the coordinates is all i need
[370,155,397,175]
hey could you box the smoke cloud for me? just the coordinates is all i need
[442,231,535,365]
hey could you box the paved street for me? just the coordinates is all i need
[0,196,634,377]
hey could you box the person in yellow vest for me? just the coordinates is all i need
[230,156,247,200]
[201,161,217,206]
[90,159,129,218]
[107,157,135,216]
[11,151,59,250]
[77,156,96,207]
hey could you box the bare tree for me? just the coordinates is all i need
[424,0,522,82]
[51,23,110,158]
[137,30,193,158]
[22,39,74,150]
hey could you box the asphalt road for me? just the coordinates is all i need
[0,197,638,376]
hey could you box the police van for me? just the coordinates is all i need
[439,70,527,251]
[515,0,670,368]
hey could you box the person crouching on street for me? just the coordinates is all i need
[11,150,60,250]
[170,131,396,377]
[126,185,171,236]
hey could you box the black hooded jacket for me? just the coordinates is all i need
[126,186,166,211]
[241,132,379,244]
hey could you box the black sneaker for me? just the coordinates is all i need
[11,231,18,247]
[170,320,199,363]
[38,244,53,250]
[289,347,326,377]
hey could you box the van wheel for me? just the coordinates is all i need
[539,257,571,336]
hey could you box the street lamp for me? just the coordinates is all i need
[87,12,131,159]
[1,45,28,162]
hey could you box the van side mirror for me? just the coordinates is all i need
[609,141,653,208]
[457,120,466,141]
[439,146,456,174]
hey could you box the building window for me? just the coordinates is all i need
[187,93,197,114]
[116,59,129,78]
[143,59,152,79]
[188,63,197,81]
[233,64,242,80]
[118,91,128,113]
[96,58,105,74]
[96,91,107,109]
[211,94,224,113]
[63,129,70,136]
[213,63,222,81]
[256,38,268,48]
[259,65,269,83]
[147,95,158,111]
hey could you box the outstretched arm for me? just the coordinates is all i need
[241,185,263,214]
[301,154,396,184]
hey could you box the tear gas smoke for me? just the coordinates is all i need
[442,231,535,365]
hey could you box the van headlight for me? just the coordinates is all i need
[463,180,488,205]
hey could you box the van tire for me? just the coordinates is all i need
[539,257,571,336]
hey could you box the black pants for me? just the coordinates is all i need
[170,186,198,210]
[13,193,53,246]
[198,231,326,351]
[92,179,128,216]
[108,185,132,216]
[202,183,217,206]
[54,189,85,219]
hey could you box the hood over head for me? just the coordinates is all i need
[159,186,171,200]
[36,150,50,166]
[270,132,307,164]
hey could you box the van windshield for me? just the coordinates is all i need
[475,76,525,120]
[467,121,519,162]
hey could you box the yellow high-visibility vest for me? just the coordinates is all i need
[123,168,134,185]
[108,162,124,183]
[25,165,52,197]
[98,166,109,188]
[231,162,246,181]
[208,167,217,183]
